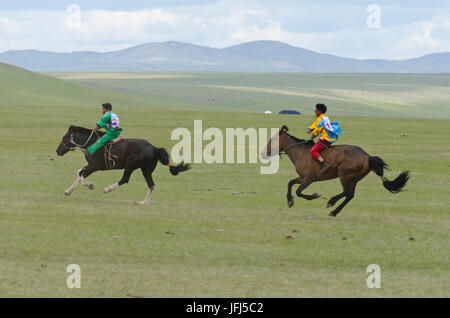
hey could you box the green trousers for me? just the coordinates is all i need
[87,130,121,155]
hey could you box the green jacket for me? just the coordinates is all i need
[97,111,122,133]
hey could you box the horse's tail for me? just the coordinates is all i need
[157,148,191,176]
[369,156,410,193]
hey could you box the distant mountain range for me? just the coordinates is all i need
[1,40,449,73]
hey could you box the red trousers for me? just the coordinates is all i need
[310,140,331,159]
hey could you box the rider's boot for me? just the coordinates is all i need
[320,161,331,174]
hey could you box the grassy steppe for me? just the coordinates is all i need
[0,105,448,297]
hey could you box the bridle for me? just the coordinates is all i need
[278,135,310,158]
[60,131,95,151]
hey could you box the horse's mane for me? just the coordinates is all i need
[281,125,315,146]
[70,125,106,137]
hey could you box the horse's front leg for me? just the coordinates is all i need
[287,177,300,208]
[80,166,96,190]
[64,168,83,195]
[295,178,321,200]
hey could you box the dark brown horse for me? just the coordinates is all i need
[261,125,409,216]
[56,126,190,205]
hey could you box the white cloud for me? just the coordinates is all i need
[389,15,450,58]
[0,2,449,59]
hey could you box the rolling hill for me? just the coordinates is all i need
[1,41,449,73]
[0,62,159,109]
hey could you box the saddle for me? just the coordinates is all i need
[104,136,123,169]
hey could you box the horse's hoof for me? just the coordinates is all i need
[287,200,294,208]
[311,193,321,199]
[64,191,72,196]
[328,212,337,217]
[327,202,333,208]
[135,201,149,206]
[88,184,94,190]
[103,189,108,193]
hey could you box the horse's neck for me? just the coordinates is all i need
[73,130,97,147]
[284,139,309,162]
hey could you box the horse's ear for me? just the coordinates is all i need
[281,125,289,132]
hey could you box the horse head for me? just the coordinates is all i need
[56,125,76,156]
[260,125,290,159]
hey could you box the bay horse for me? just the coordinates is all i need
[56,125,190,205]
[261,125,409,216]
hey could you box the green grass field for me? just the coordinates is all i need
[0,65,449,297]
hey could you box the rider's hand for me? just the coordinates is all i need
[92,127,98,132]
[306,128,312,133]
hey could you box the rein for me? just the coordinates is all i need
[279,140,310,158]
[60,129,119,169]
[61,131,95,150]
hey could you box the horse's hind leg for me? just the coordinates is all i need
[329,179,357,217]
[287,178,300,208]
[136,165,156,206]
[327,192,346,208]
[103,165,137,193]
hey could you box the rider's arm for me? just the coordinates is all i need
[97,112,111,129]
[307,117,321,136]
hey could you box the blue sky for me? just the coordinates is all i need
[0,0,217,10]
[1,0,449,59]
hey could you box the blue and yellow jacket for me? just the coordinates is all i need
[308,114,338,143]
